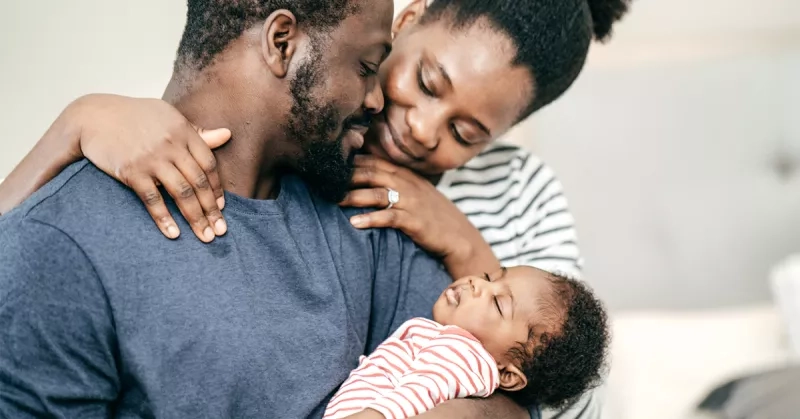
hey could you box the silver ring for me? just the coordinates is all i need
[386,188,400,210]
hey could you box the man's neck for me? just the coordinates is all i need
[162,75,285,200]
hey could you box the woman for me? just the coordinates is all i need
[0,0,628,416]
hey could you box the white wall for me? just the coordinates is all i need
[0,1,187,178]
[501,0,800,309]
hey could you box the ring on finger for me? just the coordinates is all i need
[386,188,400,210]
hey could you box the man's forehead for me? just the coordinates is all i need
[335,0,393,53]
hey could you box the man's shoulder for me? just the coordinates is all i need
[3,160,142,228]
[2,160,156,244]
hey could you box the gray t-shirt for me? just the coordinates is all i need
[0,160,451,418]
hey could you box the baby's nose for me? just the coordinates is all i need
[468,278,484,296]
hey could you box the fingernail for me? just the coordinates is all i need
[203,227,215,242]
[214,218,227,236]
[350,216,364,227]
[217,196,225,210]
[166,225,180,239]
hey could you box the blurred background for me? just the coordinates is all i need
[2,1,800,418]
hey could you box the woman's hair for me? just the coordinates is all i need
[420,0,631,118]
[505,272,610,408]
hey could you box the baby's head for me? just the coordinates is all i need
[432,266,609,408]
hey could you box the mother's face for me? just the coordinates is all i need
[364,2,534,176]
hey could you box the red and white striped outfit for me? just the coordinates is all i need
[323,318,500,419]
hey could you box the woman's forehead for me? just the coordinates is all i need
[405,20,534,132]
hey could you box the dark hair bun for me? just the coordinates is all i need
[587,0,631,41]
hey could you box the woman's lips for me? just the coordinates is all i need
[373,116,423,165]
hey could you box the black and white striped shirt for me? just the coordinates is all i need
[438,142,583,278]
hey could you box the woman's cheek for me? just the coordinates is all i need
[433,148,478,172]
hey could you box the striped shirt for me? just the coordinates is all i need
[437,142,582,279]
[323,318,499,419]
[438,142,600,419]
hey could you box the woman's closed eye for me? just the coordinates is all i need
[417,61,434,96]
[450,123,470,146]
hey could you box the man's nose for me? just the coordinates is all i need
[363,77,384,115]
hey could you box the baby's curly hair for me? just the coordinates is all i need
[504,272,610,409]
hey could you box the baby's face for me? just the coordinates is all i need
[432,266,556,363]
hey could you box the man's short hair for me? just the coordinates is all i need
[177,0,359,70]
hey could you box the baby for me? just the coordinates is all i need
[323,266,609,419]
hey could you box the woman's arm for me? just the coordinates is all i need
[0,98,84,215]
[0,94,232,242]
[340,155,501,279]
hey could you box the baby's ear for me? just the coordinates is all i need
[498,362,527,392]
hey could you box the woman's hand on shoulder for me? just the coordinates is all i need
[76,94,231,242]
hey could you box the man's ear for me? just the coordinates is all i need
[392,0,428,38]
[498,362,528,392]
[261,9,300,79]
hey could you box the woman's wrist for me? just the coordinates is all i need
[30,96,88,177]
[443,232,501,279]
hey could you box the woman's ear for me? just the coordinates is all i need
[498,362,527,392]
[392,0,428,38]
[261,9,300,79]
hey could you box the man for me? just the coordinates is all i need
[0,1,532,418]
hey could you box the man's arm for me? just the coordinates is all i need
[0,218,119,418]
[369,230,538,419]
[414,395,532,419]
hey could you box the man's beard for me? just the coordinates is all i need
[285,51,356,203]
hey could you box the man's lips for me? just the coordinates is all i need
[343,123,370,151]
[348,123,370,136]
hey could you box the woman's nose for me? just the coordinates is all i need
[406,106,441,151]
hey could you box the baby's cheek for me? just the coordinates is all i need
[431,296,452,324]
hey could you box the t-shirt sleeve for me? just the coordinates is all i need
[0,218,119,418]
[365,229,451,353]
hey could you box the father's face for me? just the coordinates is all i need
[286,0,394,202]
